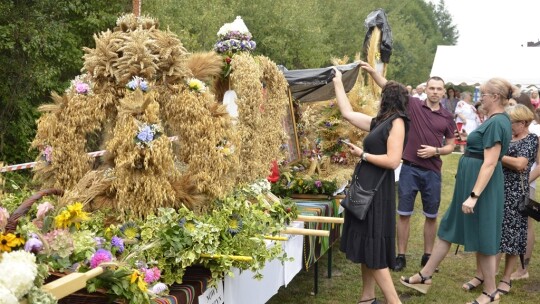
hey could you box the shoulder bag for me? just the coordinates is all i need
[340,167,388,221]
[519,173,540,221]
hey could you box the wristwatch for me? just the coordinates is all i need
[361,152,367,161]
[435,147,440,156]
[470,191,479,198]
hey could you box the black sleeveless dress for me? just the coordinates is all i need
[340,113,409,269]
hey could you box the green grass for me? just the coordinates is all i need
[268,153,540,303]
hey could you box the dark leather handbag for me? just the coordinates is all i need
[525,197,540,221]
[519,173,540,221]
[341,166,387,221]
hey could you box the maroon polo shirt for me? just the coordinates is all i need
[403,97,456,173]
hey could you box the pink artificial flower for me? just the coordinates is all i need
[75,82,90,94]
[143,267,161,283]
[90,249,113,268]
[36,201,54,220]
[0,207,9,231]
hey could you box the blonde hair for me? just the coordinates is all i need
[506,104,535,126]
[480,78,520,107]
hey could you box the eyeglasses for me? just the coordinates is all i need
[480,93,494,98]
[511,120,525,124]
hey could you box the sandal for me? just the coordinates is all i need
[462,276,484,291]
[358,298,378,304]
[467,290,500,304]
[400,272,432,294]
[497,280,511,295]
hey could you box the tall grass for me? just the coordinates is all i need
[268,153,540,303]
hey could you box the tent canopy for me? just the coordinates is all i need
[430,45,540,89]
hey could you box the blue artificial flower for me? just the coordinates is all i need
[111,236,125,254]
[137,126,154,142]
[127,79,138,90]
[139,80,149,92]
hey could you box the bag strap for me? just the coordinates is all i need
[373,170,388,191]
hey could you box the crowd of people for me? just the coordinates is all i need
[332,60,540,304]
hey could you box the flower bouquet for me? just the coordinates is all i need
[214,16,257,77]
[1,191,168,304]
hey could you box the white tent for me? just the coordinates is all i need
[430,45,540,89]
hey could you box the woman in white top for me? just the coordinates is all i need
[455,91,479,135]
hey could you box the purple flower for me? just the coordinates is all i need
[75,82,90,94]
[137,126,154,142]
[111,236,124,254]
[314,180,323,188]
[94,237,106,248]
[325,121,332,127]
[139,80,149,92]
[24,236,43,253]
[90,249,113,268]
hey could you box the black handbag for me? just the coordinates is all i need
[519,173,540,221]
[341,165,388,221]
[525,197,540,221]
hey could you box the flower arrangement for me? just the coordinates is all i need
[186,78,207,93]
[126,76,149,92]
[214,16,256,54]
[214,16,256,77]
[67,74,93,95]
[216,138,235,157]
[270,171,338,197]
[134,123,163,148]
[6,198,168,303]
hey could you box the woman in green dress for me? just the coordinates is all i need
[400,78,518,304]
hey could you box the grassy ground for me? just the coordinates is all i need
[268,153,540,303]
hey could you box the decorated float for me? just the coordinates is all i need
[0,7,392,304]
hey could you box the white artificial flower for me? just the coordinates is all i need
[0,285,18,304]
[0,251,38,299]
[230,16,250,34]
[217,23,232,36]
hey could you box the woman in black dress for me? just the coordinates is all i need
[333,67,409,304]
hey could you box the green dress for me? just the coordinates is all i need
[438,113,511,255]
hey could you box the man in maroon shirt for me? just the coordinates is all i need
[358,62,457,272]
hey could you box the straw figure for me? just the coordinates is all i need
[30,14,289,217]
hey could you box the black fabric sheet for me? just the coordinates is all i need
[280,63,360,102]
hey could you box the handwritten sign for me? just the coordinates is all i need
[198,281,224,304]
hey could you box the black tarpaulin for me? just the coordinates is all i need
[280,63,360,102]
[363,9,393,63]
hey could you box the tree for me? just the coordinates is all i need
[0,0,129,164]
[430,0,460,45]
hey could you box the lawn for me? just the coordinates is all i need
[268,153,540,303]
